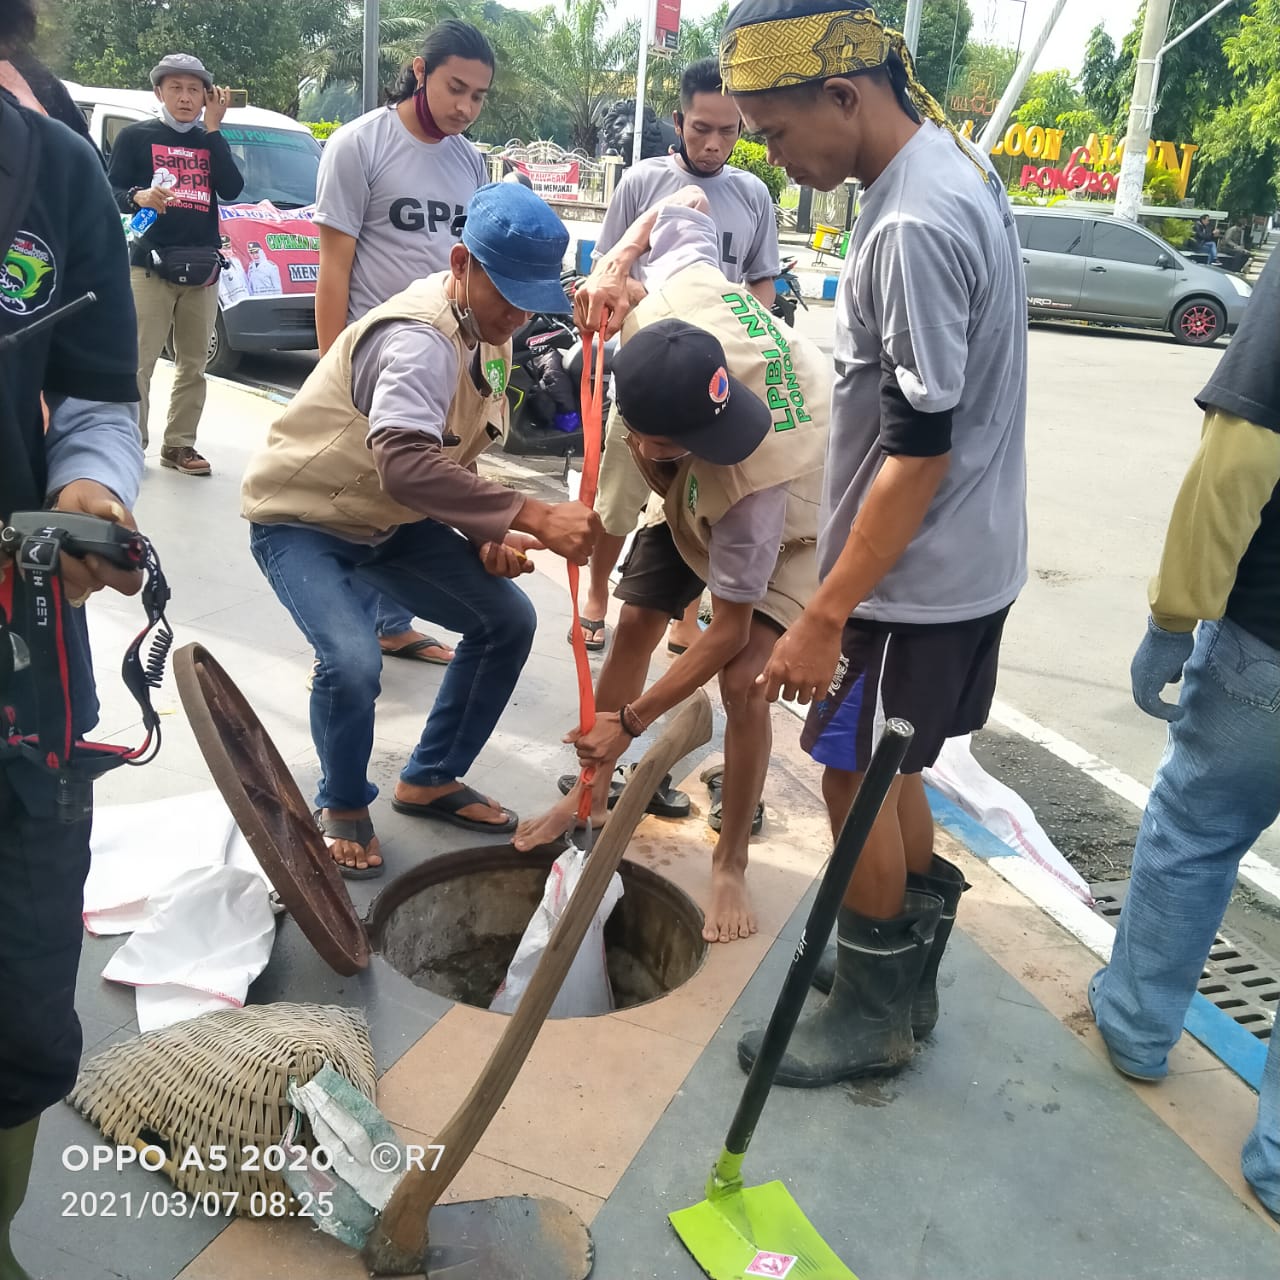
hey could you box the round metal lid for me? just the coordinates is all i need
[174,642,370,975]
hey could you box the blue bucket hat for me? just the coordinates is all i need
[461,183,571,315]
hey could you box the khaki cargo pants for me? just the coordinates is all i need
[130,266,219,450]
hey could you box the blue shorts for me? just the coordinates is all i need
[800,607,1010,775]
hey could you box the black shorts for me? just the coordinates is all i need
[614,522,705,621]
[800,606,1011,775]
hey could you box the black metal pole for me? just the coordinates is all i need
[722,719,914,1159]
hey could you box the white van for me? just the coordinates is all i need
[65,83,322,373]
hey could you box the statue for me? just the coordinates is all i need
[597,99,678,165]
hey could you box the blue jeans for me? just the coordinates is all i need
[374,594,414,639]
[249,520,536,812]
[1091,617,1280,1214]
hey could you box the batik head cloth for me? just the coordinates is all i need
[720,0,976,165]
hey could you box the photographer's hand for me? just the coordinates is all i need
[52,481,143,604]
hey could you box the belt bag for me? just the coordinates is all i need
[149,245,223,288]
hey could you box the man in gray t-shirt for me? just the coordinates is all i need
[579,57,782,656]
[314,104,487,332]
[724,0,1027,1091]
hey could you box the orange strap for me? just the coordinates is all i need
[567,324,608,823]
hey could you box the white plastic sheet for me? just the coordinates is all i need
[923,735,1093,905]
[87,791,279,1031]
[490,845,623,1019]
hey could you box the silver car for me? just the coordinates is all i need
[1013,208,1251,346]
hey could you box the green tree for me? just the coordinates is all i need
[535,0,632,154]
[308,0,545,144]
[36,0,342,115]
[875,0,974,101]
[1079,23,1121,125]
[1013,69,1084,127]
[948,40,1017,121]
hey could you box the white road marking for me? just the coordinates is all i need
[989,698,1280,905]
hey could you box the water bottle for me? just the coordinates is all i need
[128,206,158,235]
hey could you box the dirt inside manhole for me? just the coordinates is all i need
[366,846,707,1014]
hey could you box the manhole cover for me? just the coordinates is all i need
[1091,879,1276,1041]
[174,643,370,975]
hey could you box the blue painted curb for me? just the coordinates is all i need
[925,785,1266,1092]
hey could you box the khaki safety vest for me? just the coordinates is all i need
[241,273,510,540]
[620,263,830,629]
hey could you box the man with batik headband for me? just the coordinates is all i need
[722,0,1029,1087]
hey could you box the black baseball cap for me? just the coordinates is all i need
[612,319,771,466]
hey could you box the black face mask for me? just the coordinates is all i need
[673,111,737,179]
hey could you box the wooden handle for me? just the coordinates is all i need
[364,691,713,1273]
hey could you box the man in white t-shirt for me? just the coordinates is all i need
[312,20,493,668]
[576,57,783,658]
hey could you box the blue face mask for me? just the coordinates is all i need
[157,104,201,134]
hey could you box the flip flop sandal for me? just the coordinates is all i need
[392,783,518,834]
[556,766,691,818]
[704,772,764,836]
[666,642,689,656]
[313,809,384,880]
[381,636,454,665]
[567,617,607,652]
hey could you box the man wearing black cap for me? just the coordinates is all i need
[107,53,243,475]
[243,182,600,878]
[715,0,1028,1086]
[515,191,830,945]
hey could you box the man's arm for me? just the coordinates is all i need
[575,187,713,334]
[316,226,357,353]
[742,180,782,307]
[1149,409,1280,632]
[106,125,148,213]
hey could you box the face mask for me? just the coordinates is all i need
[450,262,482,346]
[413,80,447,141]
[674,111,728,179]
[157,104,201,133]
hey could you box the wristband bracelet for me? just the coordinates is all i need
[619,704,646,738]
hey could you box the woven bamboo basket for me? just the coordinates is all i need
[68,1002,376,1207]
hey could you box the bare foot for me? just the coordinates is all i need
[512,783,608,852]
[321,807,383,872]
[394,780,510,826]
[379,629,455,663]
[703,864,757,943]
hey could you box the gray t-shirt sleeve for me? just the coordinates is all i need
[741,181,781,283]
[706,484,790,604]
[351,320,458,442]
[643,206,720,290]
[313,126,371,239]
[869,221,972,415]
[593,172,641,258]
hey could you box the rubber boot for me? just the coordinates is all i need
[810,854,968,1037]
[737,889,943,1088]
[0,1118,38,1280]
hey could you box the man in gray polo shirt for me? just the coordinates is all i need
[580,57,782,656]
[723,0,1028,1089]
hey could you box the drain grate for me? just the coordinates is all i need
[1090,879,1277,1042]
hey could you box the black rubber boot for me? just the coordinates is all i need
[907,854,969,1037]
[737,889,943,1087]
[811,854,968,1037]
[0,1118,38,1280]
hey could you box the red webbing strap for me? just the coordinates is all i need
[567,324,607,824]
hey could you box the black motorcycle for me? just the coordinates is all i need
[770,256,809,328]
[503,272,615,461]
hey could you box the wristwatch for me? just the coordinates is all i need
[127,186,144,207]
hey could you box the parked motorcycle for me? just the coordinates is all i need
[770,256,809,328]
[503,271,616,460]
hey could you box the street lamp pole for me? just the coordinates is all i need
[903,0,924,57]
[633,0,657,166]
[1011,0,1027,68]
[362,0,380,114]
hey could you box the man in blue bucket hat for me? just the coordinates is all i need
[242,183,601,877]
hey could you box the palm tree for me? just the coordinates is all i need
[309,0,543,141]
[534,0,633,154]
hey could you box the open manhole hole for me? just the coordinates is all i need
[367,846,708,1015]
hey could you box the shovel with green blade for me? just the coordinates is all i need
[669,718,915,1280]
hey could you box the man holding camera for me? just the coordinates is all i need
[107,53,244,476]
[2,3,145,1272]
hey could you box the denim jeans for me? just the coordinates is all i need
[1090,617,1280,1214]
[374,594,414,639]
[249,519,536,812]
